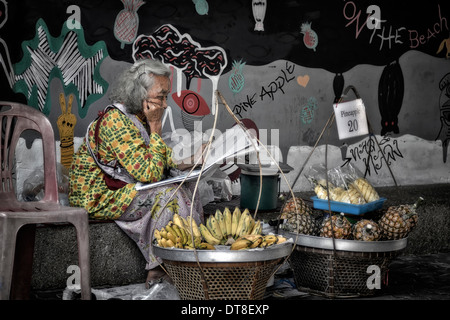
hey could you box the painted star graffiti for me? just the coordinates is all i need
[13,18,109,118]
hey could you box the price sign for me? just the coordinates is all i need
[333,98,369,140]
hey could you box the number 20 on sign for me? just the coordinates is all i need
[333,98,369,140]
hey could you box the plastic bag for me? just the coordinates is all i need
[22,163,69,203]
[63,279,180,300]
[306,163,374,204]
[198,179,215,206]
[132,278,180,300]
[206,169,232,202]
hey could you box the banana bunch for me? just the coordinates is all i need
[154,214,209,249]
[200,207,262,246]
[230,234,287,250]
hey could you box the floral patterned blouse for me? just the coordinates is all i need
[69,107,176,220]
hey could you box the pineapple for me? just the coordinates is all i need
[379,197,423,240]
[281,197,313,216]
[353,219,381,241]
[300,22,319,52]
[308,177,334,200]
[228,59,246,94]
[281,213,318,235]
[320,213,352,239]
[281,197,317,235]
[309,177,365,204]
[114,0,145,49]
[351,178,380,203]
[330,184,366,204]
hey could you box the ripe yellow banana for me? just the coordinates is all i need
[230,238,253,250]
[154,229,161,241]
[171,223,185,241]
[165,232,177,244]
[177,226,189,245]
[197,242,216,250]
[175,236,183,248]
[231,207,241,237]
[260,235,278,247]
[172,214,185,230]
[238,211,252,237]
[160,228,168,241]
[234,209,249,238]
[248,216,255,234]
[186,216,202,239]
[165,223,180,240]
[207,215,224,241]
[240,234,263,248]
[277,235,287,244]
[223,207,232,236]
[215,209,228,238]
[250,220,262,235]
[161,238,175,248]
[199,223,221,245]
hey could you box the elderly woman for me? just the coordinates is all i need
[69,58,204,284]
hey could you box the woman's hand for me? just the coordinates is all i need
[143,102,165,135]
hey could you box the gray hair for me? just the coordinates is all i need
[109,59,171,114]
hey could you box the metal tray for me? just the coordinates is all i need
[153,242,293,263]
[279,230,407,253]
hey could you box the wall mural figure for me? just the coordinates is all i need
[192,0,209,16]
[333,73,345,103]
[435,72,450,162]
[13,18,109,118]
[0,0,14,88]
[132,24,228,115]
[57,93,77,169]
[252,0,267,32]
[114,0,146,49]
[300,22,319,52]
[228,59,246,94]
[378,59,404,136]
[437,34,450,59]
[172,89,210,131]
[300,97,318,125]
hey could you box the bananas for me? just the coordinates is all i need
[230,234,287,250]
[154,208,289,251]
[199,223,221,246]
[154,214,202,249]
[199,207,264,246]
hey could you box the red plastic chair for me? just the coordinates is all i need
[0,102,91,300]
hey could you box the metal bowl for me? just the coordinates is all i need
[153,242,293,263]
[279,230,407,253]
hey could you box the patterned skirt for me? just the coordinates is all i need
[114,183,204,270]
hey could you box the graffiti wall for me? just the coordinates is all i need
[1,0,449,190]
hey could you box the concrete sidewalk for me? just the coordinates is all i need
[264,251,450,300]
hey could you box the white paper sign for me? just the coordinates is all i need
[333,98,369,140]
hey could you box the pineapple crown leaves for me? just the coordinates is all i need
[121,0,145,11]
[300,22,312,34]
[232,59,246,72]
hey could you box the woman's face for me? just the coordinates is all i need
[143,74,170,111]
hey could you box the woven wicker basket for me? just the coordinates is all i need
[280,232,407,298]
[163,259,281,300]
[153,243,292,300]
